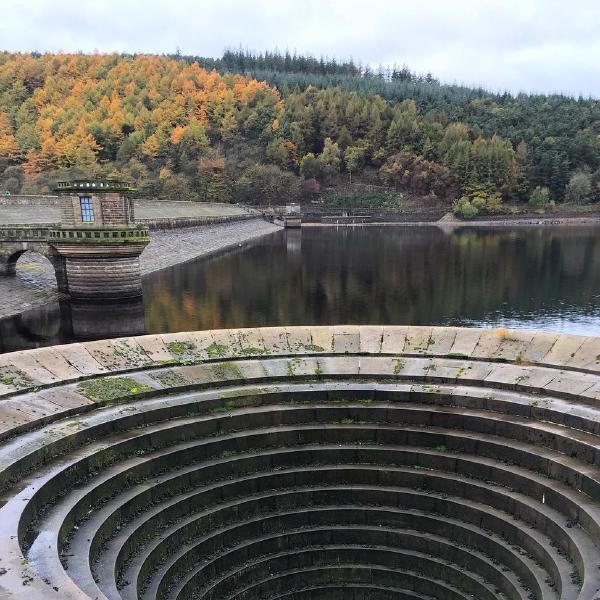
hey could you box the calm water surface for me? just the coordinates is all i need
[2,225,600,352]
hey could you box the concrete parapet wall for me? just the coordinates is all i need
[0,194,61,206]
[2,325,598,398]
[140,213,256,230]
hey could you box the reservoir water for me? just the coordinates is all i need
[2,225,600,352]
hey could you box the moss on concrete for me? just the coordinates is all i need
[205,342,228,359]
[0,367,34,390]
[150,370,190,387]
[77,376,153,402]
[304,344,325,353]
[166,341,196,357]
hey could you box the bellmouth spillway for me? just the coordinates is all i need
[1,325,600,600]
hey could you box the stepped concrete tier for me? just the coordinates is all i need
[3,325,600,599]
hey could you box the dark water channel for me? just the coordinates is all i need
[2,225,600,352]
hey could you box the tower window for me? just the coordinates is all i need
[80,196,95,222]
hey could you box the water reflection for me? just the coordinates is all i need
[0,298,145,352]
[2,225,600,352]
[68,298,146,340]
[142,226,600,336]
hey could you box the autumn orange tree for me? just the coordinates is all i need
[0,51,533,205]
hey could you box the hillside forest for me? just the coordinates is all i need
[1,50,599,214]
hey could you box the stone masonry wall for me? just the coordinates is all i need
[64,253,143,298]
[60,194,77,225]
[58,192,132,227]
[99,192,130,226]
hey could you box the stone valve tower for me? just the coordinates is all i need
[49,179,150,299]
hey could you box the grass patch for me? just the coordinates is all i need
[287,357,301,376]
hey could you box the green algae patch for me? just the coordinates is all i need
[77,376,153,402]
[221,449,239,458]
[0,367,34,390]
[393,359,405,375]
[211,400,238,413]
[154,358,179,367]
[212,361,244,381]
[150,369,190,387]
[167,341,196,357]
[111,341,150,365]
[205,342,228,359]
[239,346,265,355]
[304,344,325,353]
[219,387,265,400]
[164,341,205,364]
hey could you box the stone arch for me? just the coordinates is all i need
[1,248,26,275]
[13,249,56,285]
[0,242,69,294]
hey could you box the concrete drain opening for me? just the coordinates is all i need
[1,325,600,600]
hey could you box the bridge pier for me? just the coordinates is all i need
[51,241,147,299]
[0,255,16,276]
[47,250,69,295]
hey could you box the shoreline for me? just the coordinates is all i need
[0,218,281,321]
[3,212,600,321]
[302,214,600,228]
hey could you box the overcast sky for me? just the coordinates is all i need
[2,0,599,97]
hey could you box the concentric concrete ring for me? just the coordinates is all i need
[1,325,600,599]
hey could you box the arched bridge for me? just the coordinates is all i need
[0,180,150,299]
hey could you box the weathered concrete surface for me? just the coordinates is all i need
[2,325,600,403]
[135,199,256,222]
[0,218,281,319]
[0,198,255,225]
[0,326,600,600]
[139,218,280,274]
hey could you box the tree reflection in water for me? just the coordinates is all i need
[143,226,600,335]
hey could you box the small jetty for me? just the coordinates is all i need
[274,203,302,228]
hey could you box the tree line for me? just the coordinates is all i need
[0,51,598,210]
